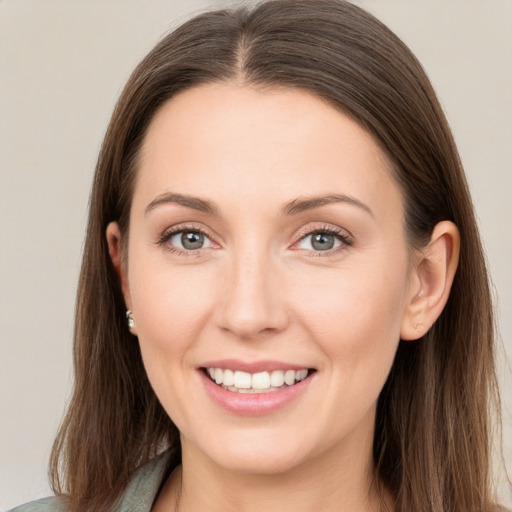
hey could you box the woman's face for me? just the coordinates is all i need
[116,84,419,474]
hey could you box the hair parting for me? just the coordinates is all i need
[50,2,502,511]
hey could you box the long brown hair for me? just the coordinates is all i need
[50,1,501,510]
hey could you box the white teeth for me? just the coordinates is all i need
[284,370,295,386]
[223,368,234,386]
[214,368,223,385]
[270,370,285,387]
[252,371,270,390]
[233,371,252,389]
[205,367,310,393]
[297,369,308,381]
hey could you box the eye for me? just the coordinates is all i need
[295,229,351,252]
[166,230,214,251]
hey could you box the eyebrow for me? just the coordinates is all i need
[145,191,373,218]
[283,194,374,217]
[145,192,219,216]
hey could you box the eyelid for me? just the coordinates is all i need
[294,223,353,242]
[157,222,220,254]
[156,221,352,256]
[290,223,353,254]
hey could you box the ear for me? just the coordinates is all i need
[400,221,460,341]
[106,222,137,335]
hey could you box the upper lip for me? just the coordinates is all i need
[200,359,313,373]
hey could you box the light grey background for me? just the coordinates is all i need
[1,0,510,509]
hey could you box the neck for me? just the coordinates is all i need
[155,422,392,512]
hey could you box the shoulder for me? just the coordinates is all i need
[6,496,65,512]
[8,449,178,512]
[113,449,177,511]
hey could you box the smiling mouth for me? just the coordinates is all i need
[203,367,314,394]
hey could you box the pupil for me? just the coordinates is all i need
[312,233,334,251]
[181,231,204,250]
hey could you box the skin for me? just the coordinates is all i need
[107,84,459,511]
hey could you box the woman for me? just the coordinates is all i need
[10,0,507,511]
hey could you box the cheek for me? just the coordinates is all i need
[127,262,220,430]
[290,264,407,435]
[292,258,409,376]
[128,261,217,365]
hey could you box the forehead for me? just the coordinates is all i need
[134,83,402,219]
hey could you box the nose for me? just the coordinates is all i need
[215,249,290,340]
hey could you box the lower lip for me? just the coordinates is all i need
[200,370,313,416]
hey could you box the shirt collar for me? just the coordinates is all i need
[113,450,176,512]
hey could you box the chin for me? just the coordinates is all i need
[184,424,320,476]
[215,447,309,476]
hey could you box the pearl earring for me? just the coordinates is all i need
[126,309,135,330]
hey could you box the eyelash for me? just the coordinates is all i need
[157,223,216,257]
[293,225,353,257]
[157,224,353,257]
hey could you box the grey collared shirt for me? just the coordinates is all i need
[9,452,512,512]
[8,450,174,512]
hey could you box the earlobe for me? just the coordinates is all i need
[400,221,460,341]
[106,222,136,334]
